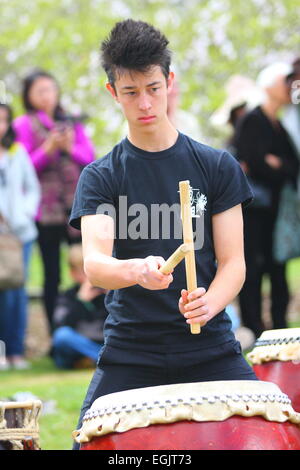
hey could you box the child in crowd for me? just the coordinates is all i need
[52,244,108,369]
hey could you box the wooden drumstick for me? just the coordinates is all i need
[179,180,201,334]
[159,243,191,274]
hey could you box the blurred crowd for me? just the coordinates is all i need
[211,58,300,339]
[0,57,299,371]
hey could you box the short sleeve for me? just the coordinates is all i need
[69,162,115,230]
[211,151,253,215]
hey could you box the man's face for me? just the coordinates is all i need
[106,66,174,132]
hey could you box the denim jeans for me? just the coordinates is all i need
[0,241,33,356]
[52,326,103,369]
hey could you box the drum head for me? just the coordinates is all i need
[248,328,300,364]
[73,380,300,445]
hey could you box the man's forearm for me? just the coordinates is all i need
[84,252,139,289]
[204,257,246,318]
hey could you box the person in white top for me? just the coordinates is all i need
[0,103,40,370]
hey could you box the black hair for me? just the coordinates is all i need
[0,103,16,149]
[285,58,300,87]
[22,69,64,119]
[292,57,300,72]
[100,19,172,87]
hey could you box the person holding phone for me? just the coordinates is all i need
[14,70,96,331]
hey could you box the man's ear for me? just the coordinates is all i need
[106,82,119,102]
[167,71,175,94]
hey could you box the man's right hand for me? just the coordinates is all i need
[134,255,173,290]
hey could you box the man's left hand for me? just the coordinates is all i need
[178,287,213,327]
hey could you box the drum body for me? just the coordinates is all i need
[73,381,300,451]
[80,417,300,451]
[0,400,42,450]
[252,362,300,413]
[247,328,300,412]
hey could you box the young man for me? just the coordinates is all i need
[70,19,257,445]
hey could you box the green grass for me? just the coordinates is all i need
[0,357,93,450]
[287,257,300,291]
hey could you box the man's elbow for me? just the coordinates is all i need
[221,255,246,287]
[83,257,97,285]
[84,256,109,289]
[239,257,246,287]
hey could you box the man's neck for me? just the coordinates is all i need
[127,118,178,152]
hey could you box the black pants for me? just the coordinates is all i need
[72,341,257,449]
[37,223,81,332]
[239,208,289,338]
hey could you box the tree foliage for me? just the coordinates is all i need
[1,0,299,152]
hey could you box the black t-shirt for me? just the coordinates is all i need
[70,132,253,353]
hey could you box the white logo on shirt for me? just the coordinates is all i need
[178,187,207,218]
[190,188,207,218]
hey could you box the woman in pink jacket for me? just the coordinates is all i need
[14,70,95,331]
